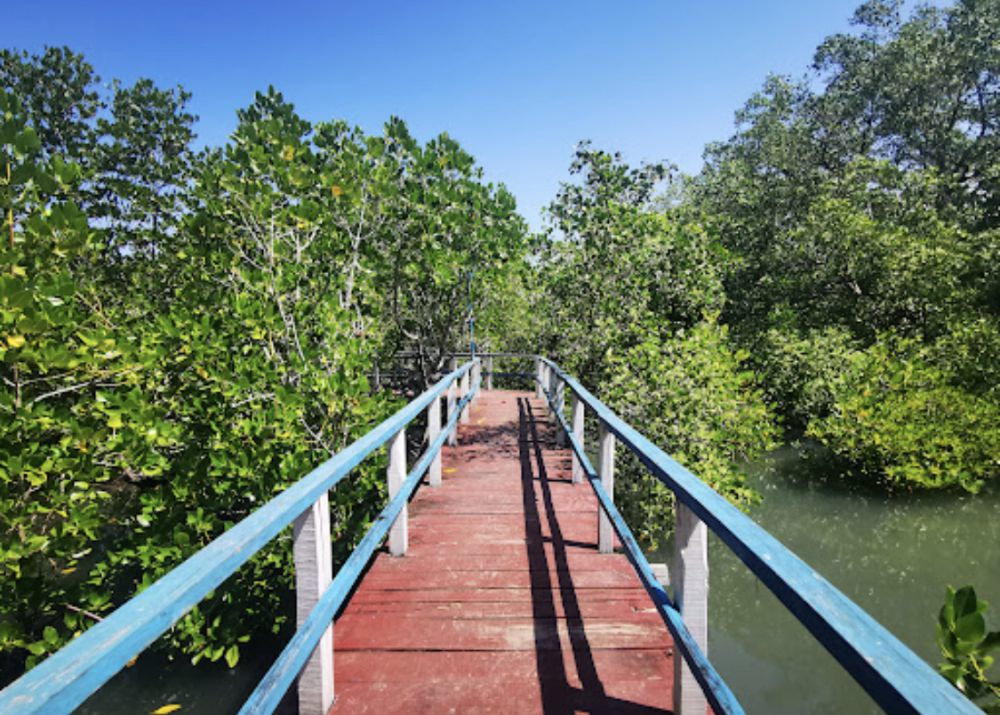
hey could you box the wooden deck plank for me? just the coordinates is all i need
[328,390,674,714]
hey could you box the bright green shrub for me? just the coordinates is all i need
[603,319,778,548]
[808,336,1000,493]
[754,326,857,430]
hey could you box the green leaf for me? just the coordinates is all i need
[955,613,986,644]
[225,644,239,668]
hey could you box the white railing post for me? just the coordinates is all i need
[598,421,615,553]
[293,496,335,715]
[485,356,494,391]
[460,366,470,425]
[535,357,543,399]
[546,365,556,422]
[387,428,407,556]
[673,502,709,715]
[554,378,566,447]
[472,360,480,404]
[446,378,457,447]
[571,394,584,484]
[428,394,442,487]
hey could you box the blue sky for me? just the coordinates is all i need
[9,1,876,230]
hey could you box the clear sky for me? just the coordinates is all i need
[8,1,875,230]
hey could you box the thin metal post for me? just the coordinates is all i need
[598,421,615,553]
[571,394,584,484]
[485,356,493,391]
[428,395,442,487]
[387,428,407,556]
[293,496,334,714]
[673,502,709,715]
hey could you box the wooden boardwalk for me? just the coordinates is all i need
[329,390,675,714]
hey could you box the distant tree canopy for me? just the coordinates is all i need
[525,0,998,545]
[1,47,530,675]
[687,0,1000,492]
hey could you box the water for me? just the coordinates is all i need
[694,443,1000,714]
[77,631,294,715]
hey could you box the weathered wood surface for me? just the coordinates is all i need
[328,391,674,714]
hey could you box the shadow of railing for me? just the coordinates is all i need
[518,397,670,715]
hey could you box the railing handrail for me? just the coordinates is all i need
[0,361,476,715]
[240,372,481,714]
[394,350,534,359]
[540,357,978,715]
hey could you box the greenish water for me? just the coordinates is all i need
[696,443,1000,714]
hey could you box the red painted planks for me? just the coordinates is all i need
[328,391,673,714]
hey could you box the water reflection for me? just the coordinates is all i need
[675,443,1000,714]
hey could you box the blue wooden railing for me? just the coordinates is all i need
[0,361,478,715]
[538,357,978,715]
[0,353,979,714]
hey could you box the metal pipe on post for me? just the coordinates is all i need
[598,421,615,553]
[292,496,334,715]
[428,395,442,487]
[672,503,709,715]
[387,428,407,556]
[571,394,584,484]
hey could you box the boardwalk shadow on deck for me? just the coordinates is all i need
[517,398,670,715]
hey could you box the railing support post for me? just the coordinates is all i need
[598,421,615,553]
[446,379,457,447]
[672,502,709,715]
[472,360,480,404]
[460,367,470,424]
[428,395,442,487]
[485,356,493,391]
[535,357,543,399]
[571,394,584,484]
[554,378,566,447]
[293,495,335,715]
[546,365,556,423]
[387,428,407,556]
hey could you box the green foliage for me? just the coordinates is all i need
[540,143,726,383]
[1,50,532,678]
[689,0,1000,492]
[602,320,778,547]
[535,144,776,544]
[808,335,1000,492]
[937,585,1000,712]
[753,327,857,432]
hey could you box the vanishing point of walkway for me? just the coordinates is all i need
[328,390,675,713]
